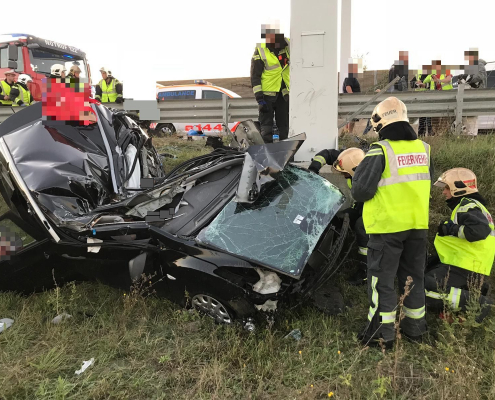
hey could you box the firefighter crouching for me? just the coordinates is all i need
[308,147,368,285]
[351,97,432,347]
[426,168,494,322]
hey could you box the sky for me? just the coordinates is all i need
[5,0,494,100]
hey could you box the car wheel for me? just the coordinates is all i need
[191,293,233,324]
[154,123,176,137]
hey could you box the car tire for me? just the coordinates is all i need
[153,123,176,137]
[190,293,234,325]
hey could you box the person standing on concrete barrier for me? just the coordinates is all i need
[96,67,123,103]
[425,168,494,323]
[0,70,22,106]
[251,22,290,143]
[309,147,368,284]
[351,96,432,347]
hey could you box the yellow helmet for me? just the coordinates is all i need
[434,168,478,197]
[371,96,409,133]
[332,147,365,177]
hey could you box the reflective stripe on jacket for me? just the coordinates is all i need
[16,85,31,105]
[98,78,122,102]
[435,198,495,276]
[0,80,17,106]
[255,38,290,96]
[362,139,431,234]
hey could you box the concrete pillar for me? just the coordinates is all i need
[339,0,352,94]
[289,0,340,161]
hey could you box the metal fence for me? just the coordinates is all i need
[1,84,495,134]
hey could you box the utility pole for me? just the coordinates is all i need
[289,0,340,161]
[339,0,352,94]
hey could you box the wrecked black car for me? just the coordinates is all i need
[0,104,351,329]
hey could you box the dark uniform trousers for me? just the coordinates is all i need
[424,264,492,314]
[259,93,289,143]
[365,229,428,342]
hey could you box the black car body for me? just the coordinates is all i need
[0,104,349,327]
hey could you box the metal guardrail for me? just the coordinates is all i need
[1,85,495,131]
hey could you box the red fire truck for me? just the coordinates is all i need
[0,33,91,101]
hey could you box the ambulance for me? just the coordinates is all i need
[151,80,241,136]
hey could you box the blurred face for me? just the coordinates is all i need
[265,33,276,44]
[101,71,108,80]
[348,64,358,74]
[465,54,477,65]
[442,185,452,199]
[61,71,66,78]
[5,73,15,84]
[399,51,409,63]
[74,70,80,78]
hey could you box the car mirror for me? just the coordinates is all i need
[8,60,18,70]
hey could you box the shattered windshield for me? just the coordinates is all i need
[197,165,344,278]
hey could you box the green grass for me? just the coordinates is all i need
[2,134,495,399]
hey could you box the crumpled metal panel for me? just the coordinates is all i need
[197,165,344,278]
[3,119,113,227]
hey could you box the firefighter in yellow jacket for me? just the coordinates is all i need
[426,168,494,322]
[96,67,123,103]
[351,97,432,347]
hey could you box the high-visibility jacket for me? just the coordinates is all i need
[15,84,32,105]
[98,78,122,102]
[362,139,431,234]
[435,198,495,276]
[254,38,290,97]
[414,73,431,92]
[423,73,453,91]
[0,80,19,106]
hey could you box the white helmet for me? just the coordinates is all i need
[371,96,409,133]
[17,74,32,85]
[50,64,66,77]
[332,147,365,177]
[434,168,478,197]
[99,67,112,76]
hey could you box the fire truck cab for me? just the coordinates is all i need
[0,33,91,101]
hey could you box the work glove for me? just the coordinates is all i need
[257,99,269,113]
[283,93,289,102]
[115,97,124,104]
[437,220,457,237]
